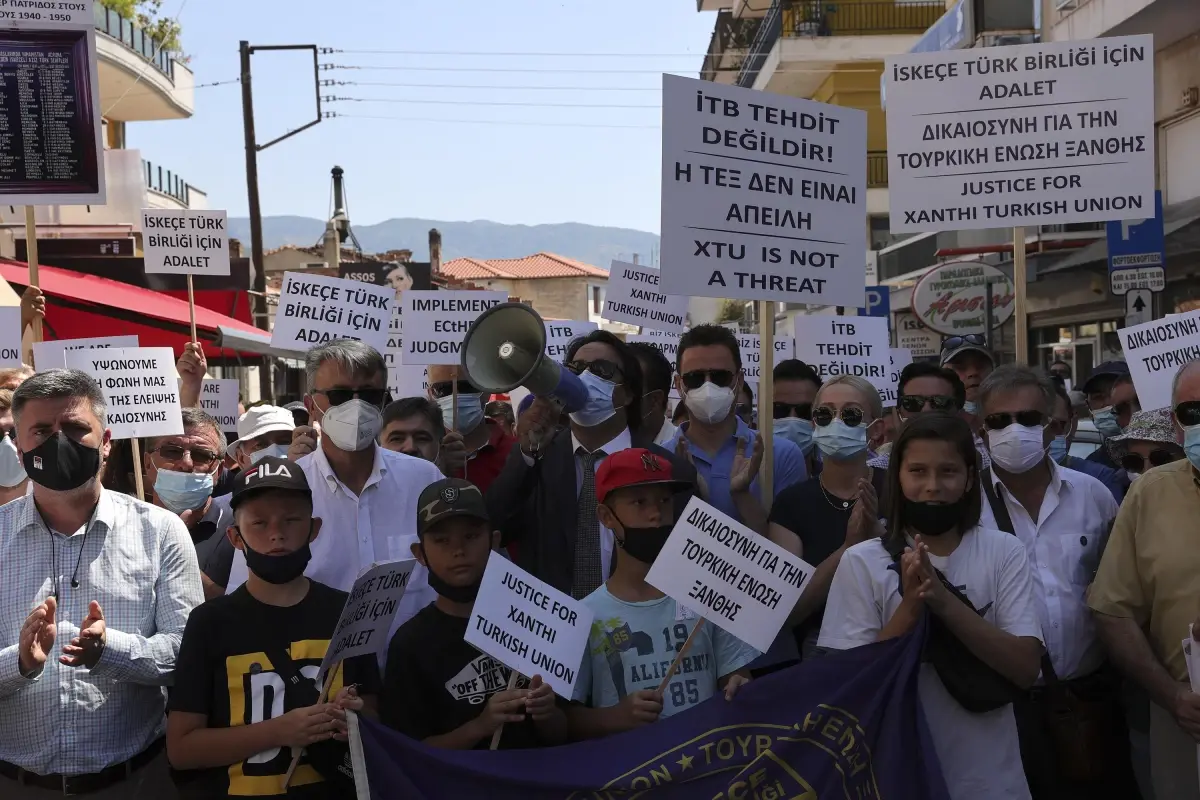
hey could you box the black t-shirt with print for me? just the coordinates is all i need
[381,603,542,750]
[169,581,381,799]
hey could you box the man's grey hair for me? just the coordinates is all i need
[1172,360,1200,408]
[12,369,107,428]
[148,406,227,452]
[978,364,1056,415]
[814,374,884,420]
[305,339,387,390]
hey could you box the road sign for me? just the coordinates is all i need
[1108,191,1165,295]
[859,287,890,319]
[1125,288,1152,328]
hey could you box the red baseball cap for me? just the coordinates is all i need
[595,448,690,504]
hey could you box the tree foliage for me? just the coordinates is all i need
[717,299,745,324]
[98,0,185,57]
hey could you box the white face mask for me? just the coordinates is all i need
[685,381,736,426]
[0,433,27,488]
[249,443,290,465]
[319,399,383,452]
[988,423,1047,474]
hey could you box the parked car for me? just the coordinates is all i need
[1070,419,1103,460]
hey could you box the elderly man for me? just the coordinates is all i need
[1090,359,1200,800]
[380,397,443,463]
[0,369,201,797]
[227,404,294,470]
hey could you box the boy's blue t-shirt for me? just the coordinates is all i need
[571,586,759,717]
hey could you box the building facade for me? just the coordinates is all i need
[441,252,613,327]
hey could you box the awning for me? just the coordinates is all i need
[1037,196,1200,276]
[0,259,271,360]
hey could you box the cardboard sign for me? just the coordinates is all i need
[199,379,239,432]
[0,306,20,367]
[646,497,814,652]
[34,335,139,370]
[659,73,868,307]
[401,290,508,366]
[885,35,1155,232]
[64,347,182,440]
[739,334,796,389]
[320,559,416,675]
[141,209,232,276]
[545,320,597,363]
[464,552,595,699]
[793,316,891,392]
[603,261,688,333]
[1118,310,1200,411]
[881,349,914,408]
[271,272,392,354]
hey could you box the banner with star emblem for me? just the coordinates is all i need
[350,621,949,799]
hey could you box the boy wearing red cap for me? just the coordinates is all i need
[566,449,757,740]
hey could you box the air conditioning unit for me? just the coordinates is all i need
[1054,0,1077,10]
[1181,86,1199,110]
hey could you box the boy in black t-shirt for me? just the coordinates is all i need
[167,457,381,798]
[381,477,567,749]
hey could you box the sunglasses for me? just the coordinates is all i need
[983,410,1047,430]
[429,380,477,400]
[565,359,623,382]
[812,406,865,428]
[735,403,754,418]
[898,394,958,415]
[1176,401,1200,428]
[942,334,987,352]
[773,401,813,420]
[153,444,221,469]
[1121,449,1181,473]
[680,369,736,391]
[313,387,390,408]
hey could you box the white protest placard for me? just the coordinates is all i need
[881,348,914,408]
[885,35,1155,232]
[34,335,139,370]
[627,333,682,402]
[1117,310,1200,412]
[0,306,20,367]
[141,209,231,276]
[646,496,814,652]
[545,320,598,363]
[199,379,239,432]
[660,74,868,306]
[64,347,182,440]
[739,334,795,388]
[793,315,891,392]
[401,290,508,366]
[271,272,392,354]
[604,261,688,333]
[384,305,430,398]
[320,559,416,675]
[465,552,594,698]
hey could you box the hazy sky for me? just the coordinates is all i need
[126,0,717,233]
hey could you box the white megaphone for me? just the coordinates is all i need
[460,302,589,413]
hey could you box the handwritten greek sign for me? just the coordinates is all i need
[64,346,181,440]
[271,272,391,354]
[320,559,416,676]
[199,379,239,432]
[545,320,597,363]
[603,261,688,333]
[464,552,594,698]
[34,335,139,370]
[793,316,890,392]
[1118,310,1200,412]
[401,290,508,366]
[141,209,231,276]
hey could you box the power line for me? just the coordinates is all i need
[330,112,658,130]
[320,47,704,58]
[95,77,240,102]
[324,79,660,92]
[327,95,660,110]
[328,64,696,74]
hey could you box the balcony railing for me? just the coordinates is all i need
[94,4,175,81]
[867,152,888,188]
[144,159,190,206]
[701,11,763,82]
[736,1,782,88]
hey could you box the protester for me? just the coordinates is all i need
[167,456,377,796]
[429,365,515,491]
[228,405,295,470]
[627,342,677,447]
[484,400,516,436]
[1083,362,1140,469]
[487,330,695,600]
[667,324,805,531]
[176,342,206,409]
[0,390,28,504]
[975,365,1138,799]
[941,334,994,417]
[382,478,566,749]
[1050,360,1073,384]
[771,358,821,472]
[1049,380,1128,503]
[567,448,756,737]
[819,413,1042,800]
[285,400,310,428]
[736,381,754,427]
[1090,359,1200,800]
[1108,409,1184,480]
[0,369,202,798]
[228,339,444,647]
[380,397,444,463]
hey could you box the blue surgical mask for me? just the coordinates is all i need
[1184,424,1200,473]
[1048,435,1069,464]
[963,400,978,415]
[1092,407,1123,438]
[813,419,868,461]
[154,468,214,514]
[436,393,484,433]
[774,417,814,455]
[569,370,618,428]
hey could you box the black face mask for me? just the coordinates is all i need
[239,529,313,585]
[615,522,674,565]
[903,498,963,537]
[422,552,483,604]
[22,431,101,492]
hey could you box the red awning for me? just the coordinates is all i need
[0,259,269,361]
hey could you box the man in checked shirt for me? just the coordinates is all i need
[0,369,203,798]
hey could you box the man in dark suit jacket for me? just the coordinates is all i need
[486,330,696,599]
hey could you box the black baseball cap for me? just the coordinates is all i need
[230,456,311,509]
[417,478,489,536]
[1081,361,1130,393]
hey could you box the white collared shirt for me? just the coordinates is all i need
[572,427,633,580]
[980,459,1118,680]
[227,444,444,659]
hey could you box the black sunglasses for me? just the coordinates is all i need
[983,410,1047,430]
[898,394,958,415]
[429,380,477,400]
[942,334,987,352]
[1121,449,1181,473]
[313,387,390,409]
[565,359,623,382]
[152,444,221,469]
[1176,401,1200,428]
[773,401,813,420]
[680,369,736,391]
[812,406,864,428]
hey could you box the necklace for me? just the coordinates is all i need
[818,478,856,511]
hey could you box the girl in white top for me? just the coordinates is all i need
[817,413,1044,800]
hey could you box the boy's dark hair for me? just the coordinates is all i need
[897,362,966,409]
[382,397,446,441]
[882,414,981,558]
[676,324,741,372]
[627,342,673,398]
[773,359,822,388]
[565,330,644,433]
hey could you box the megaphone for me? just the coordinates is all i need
[460,302,589,413]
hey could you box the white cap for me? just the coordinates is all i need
[227,405,295,457]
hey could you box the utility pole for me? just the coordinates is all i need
[240,41,323,401]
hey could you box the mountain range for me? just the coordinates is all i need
[227,216,661,269]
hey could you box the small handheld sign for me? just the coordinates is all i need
[401,290,508,366]
[199,379,239,432]
[544,320,598,363]
[603,261,688,333]
[271,273,393,355]
[33,335,139,370]
[1118,309,1200,412]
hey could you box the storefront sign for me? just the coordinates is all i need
[895,313,942,358]
[603,261,688,333]
[911,262,1014,337]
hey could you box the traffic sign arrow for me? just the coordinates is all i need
[1133,295,1146,312]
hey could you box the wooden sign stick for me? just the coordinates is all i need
[282,665,341,788]
[186,274,198,343]
[656,618,706,695]
[130,439,146,502]
[25,206,42,345]
[489,670,522,750]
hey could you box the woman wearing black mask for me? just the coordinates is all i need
[817,414,1044,800]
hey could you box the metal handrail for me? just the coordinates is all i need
[93,4,175,82]
[143,159,190,206]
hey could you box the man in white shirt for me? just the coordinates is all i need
[976,364,1138,799]
[226,340,443,654]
